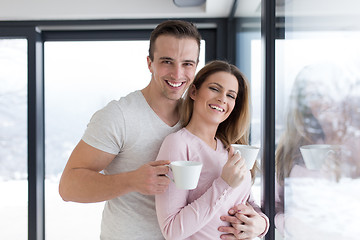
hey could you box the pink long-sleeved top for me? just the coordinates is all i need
[155,128,268,240]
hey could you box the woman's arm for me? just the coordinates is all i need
[156,176,234,240]
[155,134,250,240]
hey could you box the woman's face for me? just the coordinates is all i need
[190,71,239,126]
[309,96,345,143]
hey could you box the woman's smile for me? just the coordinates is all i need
[209,104,225,113]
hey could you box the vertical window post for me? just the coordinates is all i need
[28,27,45,240]
[261,0,276,239]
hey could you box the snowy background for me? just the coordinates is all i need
[0,39,205,239]
[1,31,360,239]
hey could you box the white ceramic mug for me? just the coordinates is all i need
[167,161,203,190]
[300,144,341,170]
[231,144,260,170]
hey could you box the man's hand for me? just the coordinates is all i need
[129,160,171,195]
[219,203,266,240]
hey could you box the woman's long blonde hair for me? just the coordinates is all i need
[180,60,256,180]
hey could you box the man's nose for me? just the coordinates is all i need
[171,65,184,80]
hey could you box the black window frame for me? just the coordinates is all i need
[1,17,249,240]
[0,27,45,240]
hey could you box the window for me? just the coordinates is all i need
[44,40,205,239]
[236,29,263,215]
[0,38,28,239]
[274,31,360,240]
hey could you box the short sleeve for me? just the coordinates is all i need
[82,101,125,155]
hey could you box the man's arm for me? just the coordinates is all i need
[59,140,170,203]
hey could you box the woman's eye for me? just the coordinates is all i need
[227,94,236,99]
[209,87,219,92]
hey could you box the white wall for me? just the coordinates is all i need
[0,0,234,21]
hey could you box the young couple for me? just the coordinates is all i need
[59,20,269,240]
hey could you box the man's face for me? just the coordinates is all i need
[147,35,199,101]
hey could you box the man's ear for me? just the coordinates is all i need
[189,84,197,100]
[147,56,153,73]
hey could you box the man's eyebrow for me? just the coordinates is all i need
[159,57,196,64]
[159,57,174,61]
[183,59,197,64]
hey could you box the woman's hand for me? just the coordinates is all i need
[221,147,247,188]
[219,203,267,240]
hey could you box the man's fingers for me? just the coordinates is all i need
[157,175,171,185]
[149,160,171,175]
[219,227,250,240]
[150,160,170,166]
[155,165,171,175]
[235,212,249,222]
[218,226,238,234]
[219,233,237,240]
[220,215,242,224]
[238,204,256,216]
[233,202,255,215]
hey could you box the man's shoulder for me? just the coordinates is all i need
[103,90,144,112]
[114,90,142,106]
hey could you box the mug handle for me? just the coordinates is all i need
[164,164,174,182]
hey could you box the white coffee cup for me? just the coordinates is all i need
[300,144,341,170]
[231,144,260,170]
[167,161,203,190]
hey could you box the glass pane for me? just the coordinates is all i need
[236,27,262,217]
[44,40,205,240]
[0,39,28,239]
[275,3,360,240]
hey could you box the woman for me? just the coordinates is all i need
[155,60,268,240]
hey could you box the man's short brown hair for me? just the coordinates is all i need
[148,20,202,62]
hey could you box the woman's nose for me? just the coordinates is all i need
[217,94,226,104]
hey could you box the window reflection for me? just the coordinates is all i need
[275,33,360,239]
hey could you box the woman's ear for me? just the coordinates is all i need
[189,84,197,100]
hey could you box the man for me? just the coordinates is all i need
[59,20,268,239]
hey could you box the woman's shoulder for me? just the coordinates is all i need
[157,128,193,161]
[163,128,190,144]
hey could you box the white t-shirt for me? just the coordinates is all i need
[82,90,181,240]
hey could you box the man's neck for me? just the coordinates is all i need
[141,86,180,127]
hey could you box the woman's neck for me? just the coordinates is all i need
[186,120,218,150]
